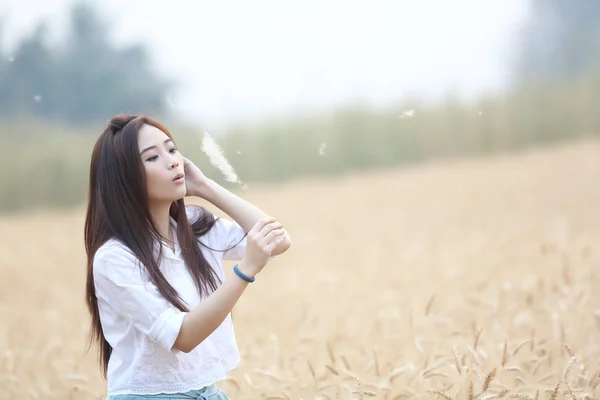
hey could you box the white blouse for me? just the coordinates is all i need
[92,206,247,396]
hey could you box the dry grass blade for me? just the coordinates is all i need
[481,389,510,399]
[327,342,336,364]
[452,347,463,375]
[549,379,561,400]
[466,346,480,366]
[538,374,556,384]
[422,363,445,378]
[222,378,241,395]
[352,390,378,398]
[504,366,526,376]
[307,360,316,379]
[388,364,413,383]
[425,294,436,316]
[515,376,528,386]
[428,389,455,400]
[325,365,339,376]
[512,340,532,357]
[563,357,576,382]
[253,369,282,382]
[564,381,577,400]
[532,362,545,377]
[372,347,381,377]
[244,373,253,389]
[473,328,483,350]
[502,340,508,367]
[564,345,575,358]
[341,356,351,371]
[355,376,363,400]
[414,338,424,354]
[475,367,498,398]
[423,372,451,380]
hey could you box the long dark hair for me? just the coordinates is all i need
[84,114,223,378]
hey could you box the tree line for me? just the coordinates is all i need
[0,1,172,126]
[1,0,599,127]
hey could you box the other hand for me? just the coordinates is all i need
[183,156,212,198]
[238,217,285,277]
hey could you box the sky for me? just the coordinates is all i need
[0,0,531,130]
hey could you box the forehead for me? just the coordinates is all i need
[137,124,171,148]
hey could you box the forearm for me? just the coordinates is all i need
[201,180,268,232]
[173,267,253,353]
[200,180,292,255]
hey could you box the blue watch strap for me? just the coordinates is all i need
[233,264,255,283]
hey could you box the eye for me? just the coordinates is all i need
[169,147,178,153]
[146,155,158,162]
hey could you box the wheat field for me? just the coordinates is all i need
[1,138,600,399]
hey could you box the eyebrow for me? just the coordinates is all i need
[140,139,173,155]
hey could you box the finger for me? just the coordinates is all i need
[266,232,286,251]
[256,221,281,237]
[261,228,285,244]
[250,217,277,234]
[264,238,279,254]
[258,222,283,237]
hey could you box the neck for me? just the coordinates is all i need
[149,201,174,245]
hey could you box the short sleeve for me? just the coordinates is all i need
[210,217,248,261]
[93,243,187,354]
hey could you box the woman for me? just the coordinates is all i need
[84,114,291,399]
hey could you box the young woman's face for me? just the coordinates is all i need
[137,124,186,204]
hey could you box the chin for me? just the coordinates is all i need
[164,187,186,202]
[173,188,187,200]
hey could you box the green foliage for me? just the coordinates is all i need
[0,2,172,125]
[1,72,599,213]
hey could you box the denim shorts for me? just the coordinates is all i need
[107,383,228,400]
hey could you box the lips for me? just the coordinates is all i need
[173,173,184,181]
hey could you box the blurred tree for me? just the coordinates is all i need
[0,21,63,120]
[0,16,5,92]
[512,0,600,84]
[0,1,173,126]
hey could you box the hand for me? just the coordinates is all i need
[183,156,212,198]
[238,217,285,277]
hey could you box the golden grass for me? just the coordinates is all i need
[1,138,600,399]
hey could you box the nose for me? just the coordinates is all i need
[168,158,179,169]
